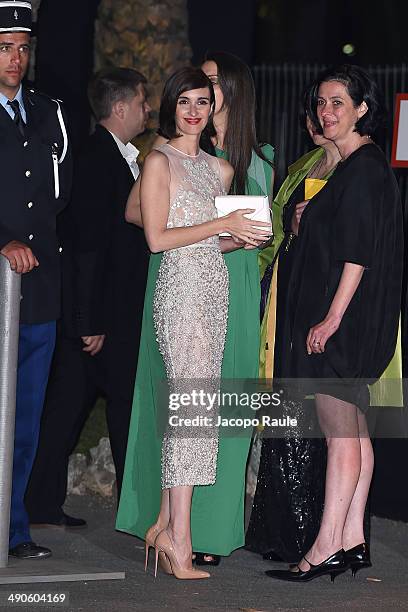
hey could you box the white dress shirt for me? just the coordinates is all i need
[0,84,27,122]
[109,131,140,180]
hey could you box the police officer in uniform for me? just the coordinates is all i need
[0,1,71,559]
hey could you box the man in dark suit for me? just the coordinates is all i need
[0,2,72,559]
[25,68,150,526]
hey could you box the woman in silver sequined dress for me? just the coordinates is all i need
[141,68,271,580]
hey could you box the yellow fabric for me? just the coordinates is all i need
[304,178,327,200]
[369,320,403,407]
[259,260,279,379]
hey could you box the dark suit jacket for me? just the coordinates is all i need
[0,87,72,324]
[60,125,149,340]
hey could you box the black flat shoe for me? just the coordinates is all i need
[59,513,87,528]
[9,541,52,560]
[194,552,221,566]
[265,549,348,583]
[31,513,87,528]
[344,543,371,577]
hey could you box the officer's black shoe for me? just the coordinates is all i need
[9,541,52,559]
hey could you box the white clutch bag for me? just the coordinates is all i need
[214,195,272,237]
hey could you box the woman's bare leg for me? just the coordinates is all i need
[166,485,194,569]
[342,411,374,550]
[155,489,170,529]
[297,394,361,571]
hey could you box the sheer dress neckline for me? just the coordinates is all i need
[166,143,200,158]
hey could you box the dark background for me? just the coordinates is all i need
[35,0,100,149]
[33,0,408,522]
[254,0,408,65]
[34,0,408,146]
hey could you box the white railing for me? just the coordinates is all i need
[0,255,21,567]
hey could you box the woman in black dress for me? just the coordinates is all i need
[266,65,403,582]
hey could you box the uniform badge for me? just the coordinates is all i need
[14,10,19,20]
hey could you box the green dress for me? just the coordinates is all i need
[116,144,274,555]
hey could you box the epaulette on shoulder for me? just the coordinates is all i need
[27,87,64,106]
[26,87,69,163]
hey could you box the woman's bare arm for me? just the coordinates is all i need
[125,134,171,228]
[218,157,234,194]
[306,262,364,354]
[141,151,270,253]
[125,178,143,227]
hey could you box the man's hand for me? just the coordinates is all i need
[0,241,39,274]
[81,334,105,356]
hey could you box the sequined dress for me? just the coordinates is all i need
[116,144,274,555]
[152,144,229,489]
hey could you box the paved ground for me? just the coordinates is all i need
[0,494,407,612]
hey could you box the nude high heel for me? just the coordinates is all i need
[154,530,210,580]
[144,525,173,575]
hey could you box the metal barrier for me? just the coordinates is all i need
[253,62,408,210]
[0,255,21,567]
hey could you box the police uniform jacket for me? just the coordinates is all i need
[0,87,72,325]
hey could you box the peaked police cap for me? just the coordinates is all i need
[0,1,32,33]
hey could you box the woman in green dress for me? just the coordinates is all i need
[116,53,274,561]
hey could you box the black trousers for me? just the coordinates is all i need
[25,326,140,522]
